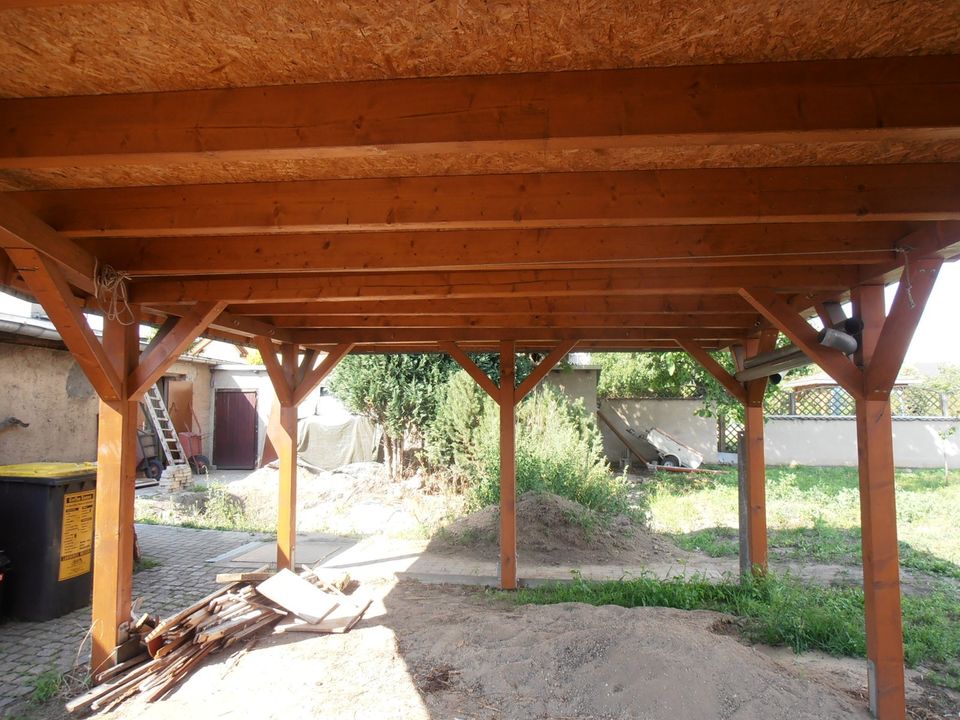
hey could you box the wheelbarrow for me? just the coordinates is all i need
[178,408,211,475]
[136,429,164,481]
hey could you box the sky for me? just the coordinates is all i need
[0,261,958,368]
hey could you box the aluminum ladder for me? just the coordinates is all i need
[142,385,188,467]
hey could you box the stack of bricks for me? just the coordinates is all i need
[159,464,193,492]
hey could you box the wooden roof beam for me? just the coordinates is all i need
[81,223,912,276]
[265,313,759,329]
[16,165,960,238]
[3,56,958,169]
[128,266,858,304]
[224,296,760,317]
[288,327,744,344]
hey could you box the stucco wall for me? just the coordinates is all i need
[0,343,213,465]
[599,398,720,466]
[544,367,599,413]
[0,343,99,464]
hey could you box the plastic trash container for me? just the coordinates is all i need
[0,462,97,621]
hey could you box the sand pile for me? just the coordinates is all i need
[433,492,687,564]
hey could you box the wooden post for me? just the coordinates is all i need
[276,344,298,570]
[853,284,904,719]
[90,315,139,674]
[499,340,517,590]
[742,400,767,574]
[275,402,298,570]
[736,430,752,578]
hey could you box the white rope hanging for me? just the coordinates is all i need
[894,245,916,309]
[93,259,137,325]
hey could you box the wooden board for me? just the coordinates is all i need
[255,569,340,624]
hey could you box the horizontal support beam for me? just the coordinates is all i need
[3,56,958,168]
[289,327,744,344]
[15,164,960,237]
[226,295,760,317]
[266,312,759,329]
[80,223,911,276]
[129,266,858,304]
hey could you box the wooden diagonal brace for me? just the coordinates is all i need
[675,337,746,405]
[7,248,121,400]
[254,337,294,406]
[292,343,354,406]
[739,288,864,399]
[515,340,578,403]
[865,257,942,396]
[441,341,500,402]
[128,301,226,399]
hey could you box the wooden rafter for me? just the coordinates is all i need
[738,287,864,399]
[130,266,856,305]
[515,340,578,402]
[267,313,758,329]
[3,56,958,169]
[17,164,960,238]
[291,327,744,345]
[441,342,500,401]
[127,301,226,398]
[291,343,354,406]
[674,338,746,405]
[253,337,294,406]
[6,248,121,400]
[865,257,943,396]
[83,223,910,276]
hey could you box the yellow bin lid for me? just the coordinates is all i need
[0,462,97,479]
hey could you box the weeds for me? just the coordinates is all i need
[28,669,62,704]
[513,573,960,690]
[133,556,161,573]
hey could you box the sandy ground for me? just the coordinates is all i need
[48,580,889,720]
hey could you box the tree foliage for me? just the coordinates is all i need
[329,352,537,480]
[594,351,744,422]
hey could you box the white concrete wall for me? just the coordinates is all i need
[765,417,960,468]
[598,397,960,469]
[599,398,720,465]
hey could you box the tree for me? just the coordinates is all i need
[329,354,457,479]
[329,351,540,480]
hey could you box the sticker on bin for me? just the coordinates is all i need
[59,489,95,581]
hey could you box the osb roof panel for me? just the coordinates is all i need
[1,0,959,98]
[4,138,960,192]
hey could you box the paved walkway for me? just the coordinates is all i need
[0,524,267,717]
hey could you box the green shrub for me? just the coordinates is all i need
[427,372,626,515]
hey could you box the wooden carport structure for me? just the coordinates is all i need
[1,2,959,717]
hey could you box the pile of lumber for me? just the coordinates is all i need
[66,566,370,714]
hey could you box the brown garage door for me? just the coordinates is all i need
[214,390,258,469]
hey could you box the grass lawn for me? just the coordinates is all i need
[637,465,960,579]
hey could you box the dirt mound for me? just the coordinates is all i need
[433,492,686,564]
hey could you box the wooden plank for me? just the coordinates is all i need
[88,223,909,276]
[6,248,121,400]
[127,301,226,398]
[739,287,865,399]
[215,571,276,584]
[291,343,353,406]
[227,296,761,317]
[18,164,960,238]
[275,599,371,634]
[255,569,340,624]
[675,338,746,404]
[5,57,959,167]
[291,328,748,345]
[441,341,500,402]
[499,340,517,590]
[269,312,760,329]
[90,316,138,674]
[514,340,578,402]
[865,257,942,396]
